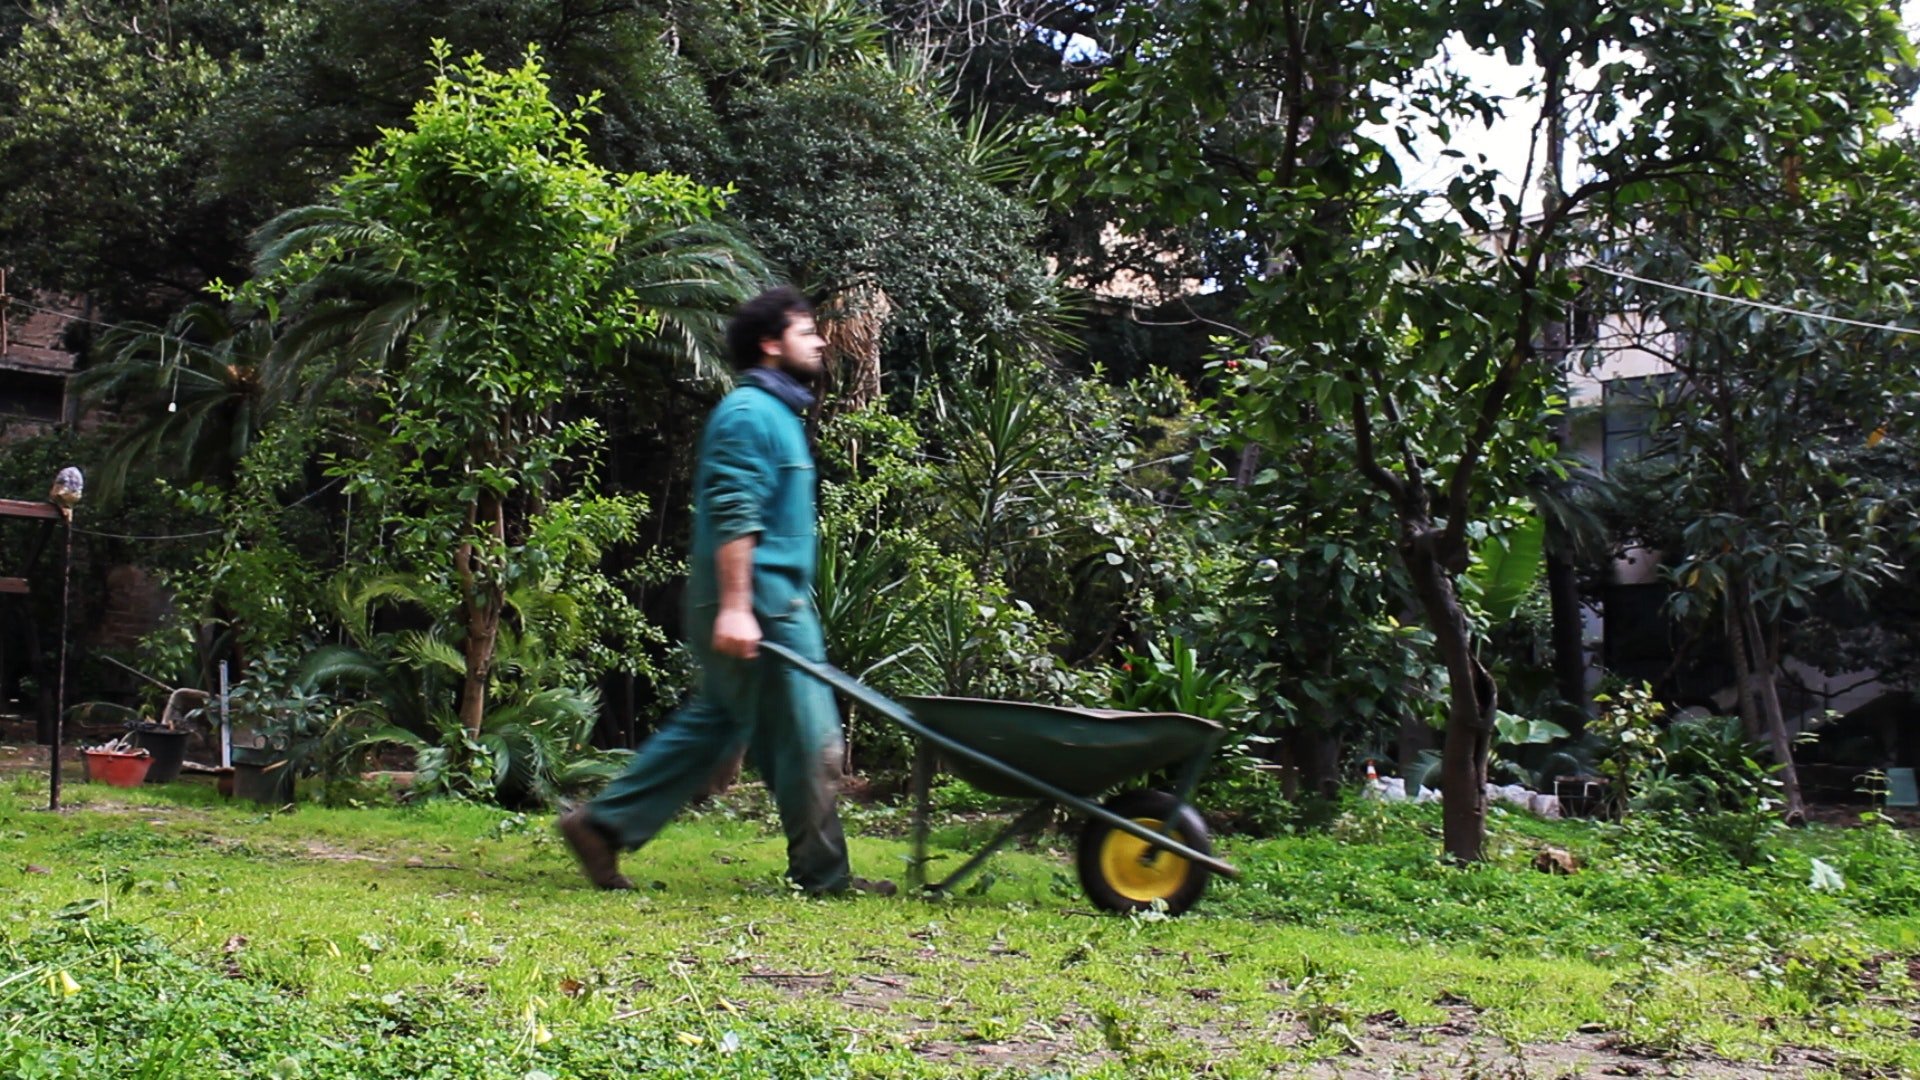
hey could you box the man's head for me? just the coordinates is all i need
[726,286,825,380]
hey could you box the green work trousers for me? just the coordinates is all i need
[585,606,851,893]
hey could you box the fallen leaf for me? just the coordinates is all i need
[1533,847,1579,875]
[23,865,48,875]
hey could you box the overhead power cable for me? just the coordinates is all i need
[1582,263,1920,338]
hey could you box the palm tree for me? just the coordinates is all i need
[248,136,767,738]
[75,303,290,501]
[251,204,768,395]
[607,217,773,385]
[300,571,620,806]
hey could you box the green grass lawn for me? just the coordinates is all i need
[1,761,1916,1078]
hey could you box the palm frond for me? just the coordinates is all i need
[298,644,386,690]
[398,630,468,678]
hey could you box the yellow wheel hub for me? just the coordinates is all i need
[1098,817,1191,903]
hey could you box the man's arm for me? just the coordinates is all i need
[711,536,759,659]
[702,403,776,659]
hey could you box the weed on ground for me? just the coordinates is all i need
[0,766,1915,1077]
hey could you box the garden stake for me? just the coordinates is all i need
[47,469,80,811]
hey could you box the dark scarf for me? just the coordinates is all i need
[740,366,815,416]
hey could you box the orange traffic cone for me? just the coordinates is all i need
[1365,760,1379,784]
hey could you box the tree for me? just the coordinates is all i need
[1592,130,1920,820]
[0,0,282,316]
[240,44,747,735]
[724,59,1059,361]
[1037,0,1916,860]
[73,302,313,501]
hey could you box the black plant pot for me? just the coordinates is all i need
[232,744,295,806]
[132,726,190,784]
[233,761,294,806]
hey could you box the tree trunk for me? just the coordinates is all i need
[1727,576,1807,822]
[1297,725,1343,799]
[1545,548,1588,731]
[1403,541,1496,863]
[1539,60,1586,735]
[1274,729,1300,800]
[1725,599,1765,743]
[1739,585,1806,822]
[456,490,506,736]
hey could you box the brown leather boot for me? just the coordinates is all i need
[557,808,633,890]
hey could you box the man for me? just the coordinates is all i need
[558,286,891,897]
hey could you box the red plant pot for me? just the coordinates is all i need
[84,750,152,789]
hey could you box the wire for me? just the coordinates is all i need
[5,297,201,350]
[70,479,344,543]
[73,525,224,541]
[1582,263,1920,338]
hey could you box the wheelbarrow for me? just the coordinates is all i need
[762,642,1240,915]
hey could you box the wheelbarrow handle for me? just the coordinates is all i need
[760,641,1240,880]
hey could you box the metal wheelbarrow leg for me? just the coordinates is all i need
[762,642,1239,911]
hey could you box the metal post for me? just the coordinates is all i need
[48,511,72,811]
[218,661,231,768]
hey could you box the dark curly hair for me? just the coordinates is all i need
[725,286,815,370]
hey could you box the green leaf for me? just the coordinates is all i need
[1466,511,1545,624]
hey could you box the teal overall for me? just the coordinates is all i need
[585,383,850,892]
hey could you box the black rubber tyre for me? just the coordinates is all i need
[1075,789,1212,915]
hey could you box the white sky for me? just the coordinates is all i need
[1061,10,1920,218]
[1394,12,1920,214]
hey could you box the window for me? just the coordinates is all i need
[1601,373,1679,470]
[1601,581,1732,707]
[0,371,65,421]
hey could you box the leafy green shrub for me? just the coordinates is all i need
[1109,636,1254,723]
[1590,685,1785,862]
[1637,713,1783,816]
[298,573,628,808]
[1193,746,1306,836]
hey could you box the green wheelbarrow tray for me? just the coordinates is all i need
[900,696,1224,799]
[761,642,1239,915]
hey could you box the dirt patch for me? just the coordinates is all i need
[913,1035,1087,1070]
[1300,1009,1866,1079]
[1801,803,1920,830]
[295,840,387,864]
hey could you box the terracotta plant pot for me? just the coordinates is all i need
[85,750,152,789]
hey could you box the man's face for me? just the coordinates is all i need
[763,313,827,380]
